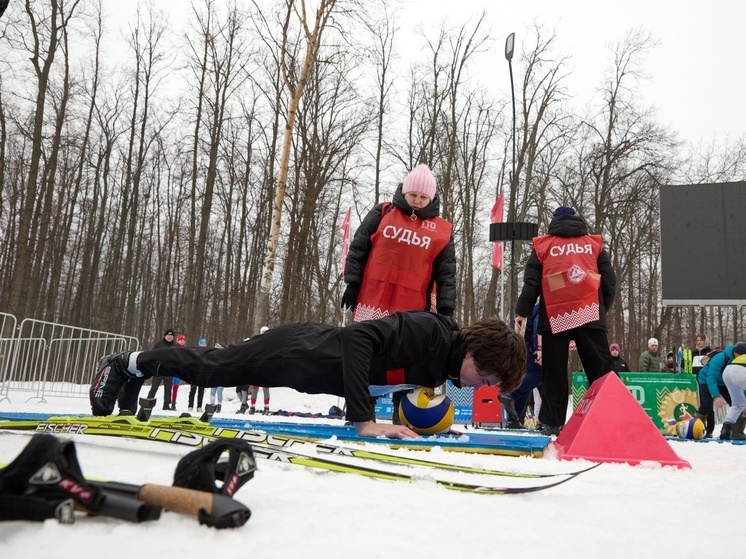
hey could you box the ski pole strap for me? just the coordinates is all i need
[0,434,160,523]
[0,434,104,512]
[173,439,257,497]
[0,494,75,523]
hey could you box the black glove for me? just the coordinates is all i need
[341,283,360,311]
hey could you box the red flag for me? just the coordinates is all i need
[490,192,505,269]
[340,207,351,275]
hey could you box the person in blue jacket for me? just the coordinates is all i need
[695,344,735,438]
[500,304,542,429]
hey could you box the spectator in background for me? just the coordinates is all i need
[237,326,271,414]
[146,328,176,410]
[500,303,542,429]
[720,342,746,440]
[609,343,630,374]
[682,334,714,435]
[188,338,208,412]
[662,351,677,373]
[249,385,271,415]
[209,342,225,413]
[638,338,660,372]
[514,206,616,436]
[170,334,188,410]
[171,377,181,409]
[696,344,736,439]
[681,334,711,375]
[249,327,271,415]
[342,164,456,422]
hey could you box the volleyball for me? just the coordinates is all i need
[398,387,454,435]
[676,417,705,440]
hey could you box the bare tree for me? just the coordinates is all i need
[677,137,746,184]
[567,29,678,358]
[182,0,250,335]
[363,5,397,204]
[7,0,82,318]
[254,0,339,330]
[280,48,372,323]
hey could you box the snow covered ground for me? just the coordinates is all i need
[0,384,744,559]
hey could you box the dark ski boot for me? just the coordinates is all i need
[136,397,157,421]
[731,415,746,440]
[498,393,522,428]
[719,421,733,440]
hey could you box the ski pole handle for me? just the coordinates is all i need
[92,480,251,528]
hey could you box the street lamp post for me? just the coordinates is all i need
[505,33,518,322]
[489,33,538,323]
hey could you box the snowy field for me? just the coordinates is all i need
[0,384,744,559]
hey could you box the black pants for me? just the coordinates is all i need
[697,384,732,434]
[147,376,173,405]
[539,327,613,427]
[188,385,205,408]
[695,370,715,434]
[118,377,145,414]
[510,365,543,421]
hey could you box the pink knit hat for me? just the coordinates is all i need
[402,164,436,200]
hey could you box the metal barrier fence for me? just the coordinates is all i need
[0,312,140,403]
[0,312,18,401]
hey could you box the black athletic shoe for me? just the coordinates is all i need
[262,406,270,416]
[498,393,521,423]
[719,422,733,440]
[236,404,248,414]
[249,406,256,415]
[505,420,524,430]
[90,353,132,416]
[540,425,563,436]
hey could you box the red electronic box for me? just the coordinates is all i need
[471,385,503,427]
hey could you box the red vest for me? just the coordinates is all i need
[353,208,452,322]
[533,234,603,333]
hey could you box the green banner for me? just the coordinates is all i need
[571,372,699,435]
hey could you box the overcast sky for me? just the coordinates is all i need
[399,0,745,145]
[102,0,744,147]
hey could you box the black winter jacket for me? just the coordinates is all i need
[343,184,457,315]
[515,214,616,334]
[610,355,631,374]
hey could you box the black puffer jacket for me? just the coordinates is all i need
[515,213,616,334]
[343,184,457,315]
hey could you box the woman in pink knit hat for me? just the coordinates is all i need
[342,163,456,321]
[342,163,456,421]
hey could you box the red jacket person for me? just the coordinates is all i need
[514,207,616,435]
